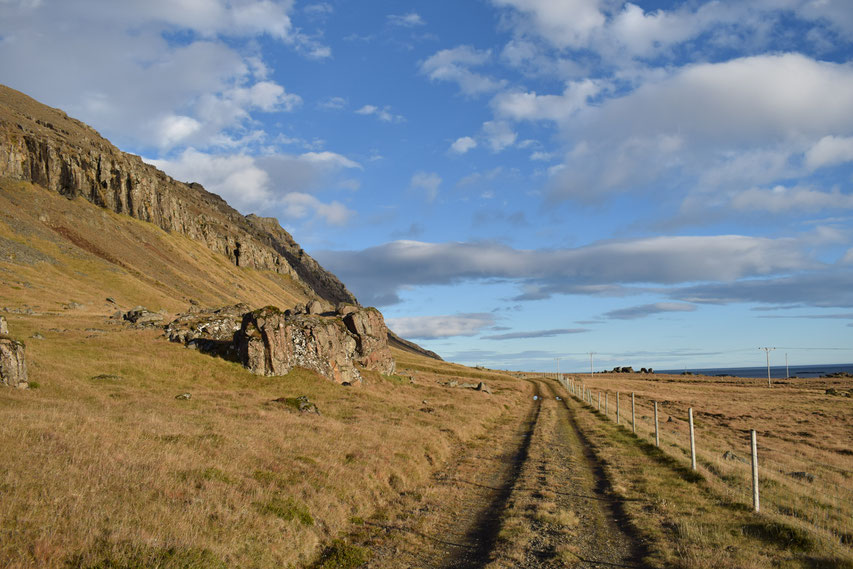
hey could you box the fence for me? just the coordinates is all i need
[558,376,853,545]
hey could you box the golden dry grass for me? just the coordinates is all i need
[0,312,526,568]
[0,177,530,568]
[558,373,853,568]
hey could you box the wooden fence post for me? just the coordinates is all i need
[605,392,608,416]
[751,429,760,513]
[598,392,601,412]
[654,401,659,447]
[689,408,696,470]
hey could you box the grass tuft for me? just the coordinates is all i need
[310,539,369,569]
[254,497,314,526]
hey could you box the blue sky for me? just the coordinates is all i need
[2,0,853,371]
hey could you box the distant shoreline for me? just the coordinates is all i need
[655,363,853,379]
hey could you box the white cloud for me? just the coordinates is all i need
[299,151,362,170]
[546,54,853,202]
[492,79,601,123]
[0,0,313,152]
[280,193,354,226]
[482,120,517,152]
[316,234,817,305]
[491,0,605,50]
[450,136,478,154]
[410,171,442,202]
[386,313,496,339]
[318,96,347,110]
[420,45,506,96]
[730,186,853,213]
[147,148,359,225]
[387,12,425,27]
[355,104,405,123]
[805,135,853,169]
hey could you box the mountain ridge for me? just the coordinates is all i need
[0,83,355,307]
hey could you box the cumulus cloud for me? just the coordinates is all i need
[386,313,496,339]
[492,79,601,123]
[450,136,478,154]
[315,235,817,306]
[729,186,853,213]
[482,328,589,340]
[420,45,506,96]
[604,302,696,320]
[545,54,853,202]
[805,135,853,169]
[355,104,405,123]
[0,0,314,152]
[482,120,517,152]
[410,171,442,202]
[387,12,425,27]
[491,0,605,50]
[147,148,358,224]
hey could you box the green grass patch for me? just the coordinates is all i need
[254,497,314,526]
[310,539,369,569]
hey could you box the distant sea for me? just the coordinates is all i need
[656,363,853,379]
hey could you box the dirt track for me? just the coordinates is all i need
[360,378,647,568]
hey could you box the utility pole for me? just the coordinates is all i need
[588,352,596,377]
[785,353,789,379]
[759,347,775,387]
[555,357,561,381]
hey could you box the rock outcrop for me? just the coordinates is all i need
[0,336,27,389]
[234,305,395,383]
[343,308,395,375]
[165,304,248,359]
[237,307,362,384]
[0,84,356,306]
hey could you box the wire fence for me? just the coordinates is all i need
[559,377,853,547]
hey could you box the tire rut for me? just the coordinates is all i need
[358,378,648,568]
[361,380,544,569]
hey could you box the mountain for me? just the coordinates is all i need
[0,83,355,307]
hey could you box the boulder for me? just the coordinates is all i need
[787,471,815,483]
[0,337,28,388]
[336,303,358,316]
[123,306,165,327]
[343,308,396,375]
[0,315,7,335]
[305,299,324,315]
[270,395,320,415]
[165,304,248,359]
[236,307,363,385]
[722,450,747,464]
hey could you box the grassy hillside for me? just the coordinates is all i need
[0,177,530,568]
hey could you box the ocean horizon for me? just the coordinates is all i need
[655,363,853,379]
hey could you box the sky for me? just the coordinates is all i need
[2,0,853,372]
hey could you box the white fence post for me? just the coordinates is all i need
[616,392,620,424]
[654,401,659,447]
[605,392,608,417]
[631,392,636,434]
[751,429,760,513]
[689,408,696,470]
[598,392,601,412]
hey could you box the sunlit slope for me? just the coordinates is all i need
[0,177,312,313]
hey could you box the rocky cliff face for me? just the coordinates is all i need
[0,84,357,306]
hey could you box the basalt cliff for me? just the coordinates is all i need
[0,84,354,306]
